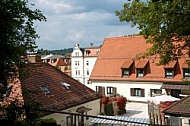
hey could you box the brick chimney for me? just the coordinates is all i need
[27,52,41,63]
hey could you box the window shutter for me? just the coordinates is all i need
[102,87,105,96]
[141,89,145,97]
[113,87,117,96]
[130,88,134,96]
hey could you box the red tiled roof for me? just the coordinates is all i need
[163,96,190,116]
[51,58,64,66]
[163,61,177,68]
[136,60,149,69]
[121,60,134,69]
[90,35,188,82]
[84,47,101,57]
[21,63,100,111]
[182,59,190,68]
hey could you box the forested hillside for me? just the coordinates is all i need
[37,48,73,56]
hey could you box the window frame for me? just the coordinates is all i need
[86,69,89,75]
[75,52,79,56]
[75,70,80,75]
[150,89,162,97]
[107,87,113,94]
[122,69,130,77]
[183,68,190,78]
[165,68,174,78]
[130,88,145,97]
[136,69,144,78]
[86,61,89,66]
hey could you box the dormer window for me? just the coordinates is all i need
[40,85,50,95]
[2,85,12,98]
[121,60,133,77]
[164,61,177,79]
[165,69,174,78]
[183,69,190,78]
[135,60,149,78]
[60,82,71,90]
[137,69,144,78]
[182,60,190,78]
[122,69,130,77]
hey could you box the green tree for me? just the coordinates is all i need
[116,0,190,64]
[0,0,46,94]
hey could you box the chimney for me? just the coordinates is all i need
[27,51,41,63]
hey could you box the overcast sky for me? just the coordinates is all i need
[31,0,139,50]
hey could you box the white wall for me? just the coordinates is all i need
[71,45,98,85]
[83,57,97,85]
[71,45,84,84]
[91,80,165,102]
[42,98,101,126]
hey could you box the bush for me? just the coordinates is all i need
[37,118,57,126]
[14,120,30,126]
[104,102,114,116]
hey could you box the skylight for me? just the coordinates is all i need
[60,82,71,90]
[40,85,51,95]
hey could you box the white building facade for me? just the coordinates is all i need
[90,36,190,102]
[71,44,100,86]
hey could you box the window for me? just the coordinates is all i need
[75,70,80,75]
[75,61,79,66]
[96,86,105,96]
[60,82,71,90]
[107,87,117,96]
[86,61,89,66]
[75,52,79,56]
[64,59,67,64]
[122,69,129,77]
[165,69,174,78]
[87,80,91,84]
[183,69,190,78]
[40,85,50,95]
[137,69,144,78]
[2,85,12,98]
[86,70,89,75]
[150,89,162,97]
[107,87,113,94]
[130,88,145,97]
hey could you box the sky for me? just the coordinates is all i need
[31,0,139,50]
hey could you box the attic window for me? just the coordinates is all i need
[86,50,91,55]
[122,69,130,77]
[2,85,12,98]
[60,82,71,90]
[40,85,50,95]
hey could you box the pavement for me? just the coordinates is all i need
[124,102,149,118]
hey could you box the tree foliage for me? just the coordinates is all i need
[116,0,190,64]
[0,0,46,90]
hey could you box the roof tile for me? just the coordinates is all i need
[22,63,100,111]
[164,96,190,116]
[90,36,188,82]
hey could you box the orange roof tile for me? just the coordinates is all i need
[90,35,188,82]
[121,60,134,69]
[84,47,101,57]
[136,60,149,69]
[163,61,177,68]
[182,59,190,68]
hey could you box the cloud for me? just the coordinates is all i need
[32,0,139,50]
